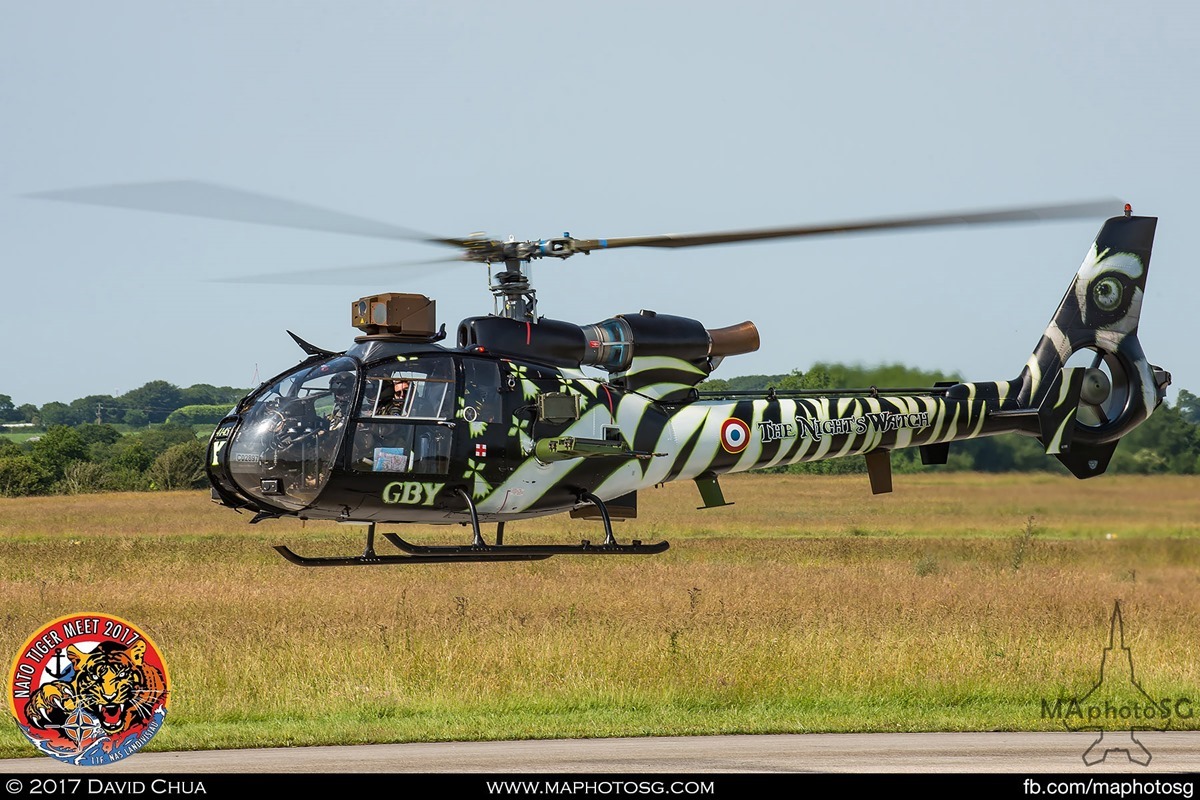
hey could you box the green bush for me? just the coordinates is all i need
[166,404,234,426]
[0,454,52,496]
[147,439,207,490]
[30,426,89,481]
[58,462,110,495]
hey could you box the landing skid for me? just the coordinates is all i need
[274,489,669,566]
[382,533,669,558]
[272,543,549,566]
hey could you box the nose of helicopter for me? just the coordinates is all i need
[217,356,358,512]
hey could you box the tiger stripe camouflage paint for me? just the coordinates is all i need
[469,212,1167,519]
[475,377,998,515]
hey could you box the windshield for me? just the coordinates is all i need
[227,356,358,511]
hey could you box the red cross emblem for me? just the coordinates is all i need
[475,444,488,457]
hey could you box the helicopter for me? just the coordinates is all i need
[31,183,1171,565]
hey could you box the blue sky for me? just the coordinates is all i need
[2,2,1194,406]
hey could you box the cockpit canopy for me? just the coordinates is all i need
[222,352,486,513]
[226,356,358,510]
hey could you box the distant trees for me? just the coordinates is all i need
[166,404,235,426]
[39,402,78,428]
[118,381,185,424]
[0,422,209,497]
[123,409,149,427]
[0,376,242,497]
[1,380,246,432]
[0,394,17,422]
[180,384,242,407]
[147,440,207,490]
[1177,390,1200,425]
[1109,400,1200,474]
[31,426,90,481]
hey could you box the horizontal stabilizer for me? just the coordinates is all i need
[992,367,1086,455]
[1037,367,1086,456]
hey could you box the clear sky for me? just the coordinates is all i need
[2,2,1195,407]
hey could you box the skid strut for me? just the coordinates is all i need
[274,488,669,566]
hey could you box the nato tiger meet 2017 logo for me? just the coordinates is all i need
[7,612,170,766]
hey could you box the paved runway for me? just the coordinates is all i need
[2,732,1198,774]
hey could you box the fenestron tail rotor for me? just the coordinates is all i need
[1073,348,1130,429]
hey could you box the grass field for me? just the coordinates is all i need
[0,432,40,445]
[1,473,1198,757]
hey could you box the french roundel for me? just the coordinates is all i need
[720,418,750,453]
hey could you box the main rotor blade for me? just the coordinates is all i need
[209,255,469,285]
[28,180,453,245]
[571,198,1123,252]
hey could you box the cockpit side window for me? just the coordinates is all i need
[462,359,502,424]
[351,356,455,475]
[359,357,454,420]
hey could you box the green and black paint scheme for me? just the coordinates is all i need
[207,211,1170,565]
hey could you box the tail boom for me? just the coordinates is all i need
[677,212,1169,485]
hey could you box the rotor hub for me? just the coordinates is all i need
[1079,367,1112,406]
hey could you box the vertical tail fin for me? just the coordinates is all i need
[1018,211,1170,476]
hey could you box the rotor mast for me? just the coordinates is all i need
[490,258,538,322]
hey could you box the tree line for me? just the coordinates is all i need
[0,366,1196,498]
[0,380,246,428]
[0,380,249,497]
[0,423,209,496]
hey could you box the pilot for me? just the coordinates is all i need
[377,378,410,416]
[324,372,356,431]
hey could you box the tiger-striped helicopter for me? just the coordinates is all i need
[32,183,1171,565]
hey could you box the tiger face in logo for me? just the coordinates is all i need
[24,640,166,736]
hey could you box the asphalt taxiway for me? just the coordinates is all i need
[2,732,1198,773]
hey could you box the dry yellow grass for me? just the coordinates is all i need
[1,473,1197,754]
